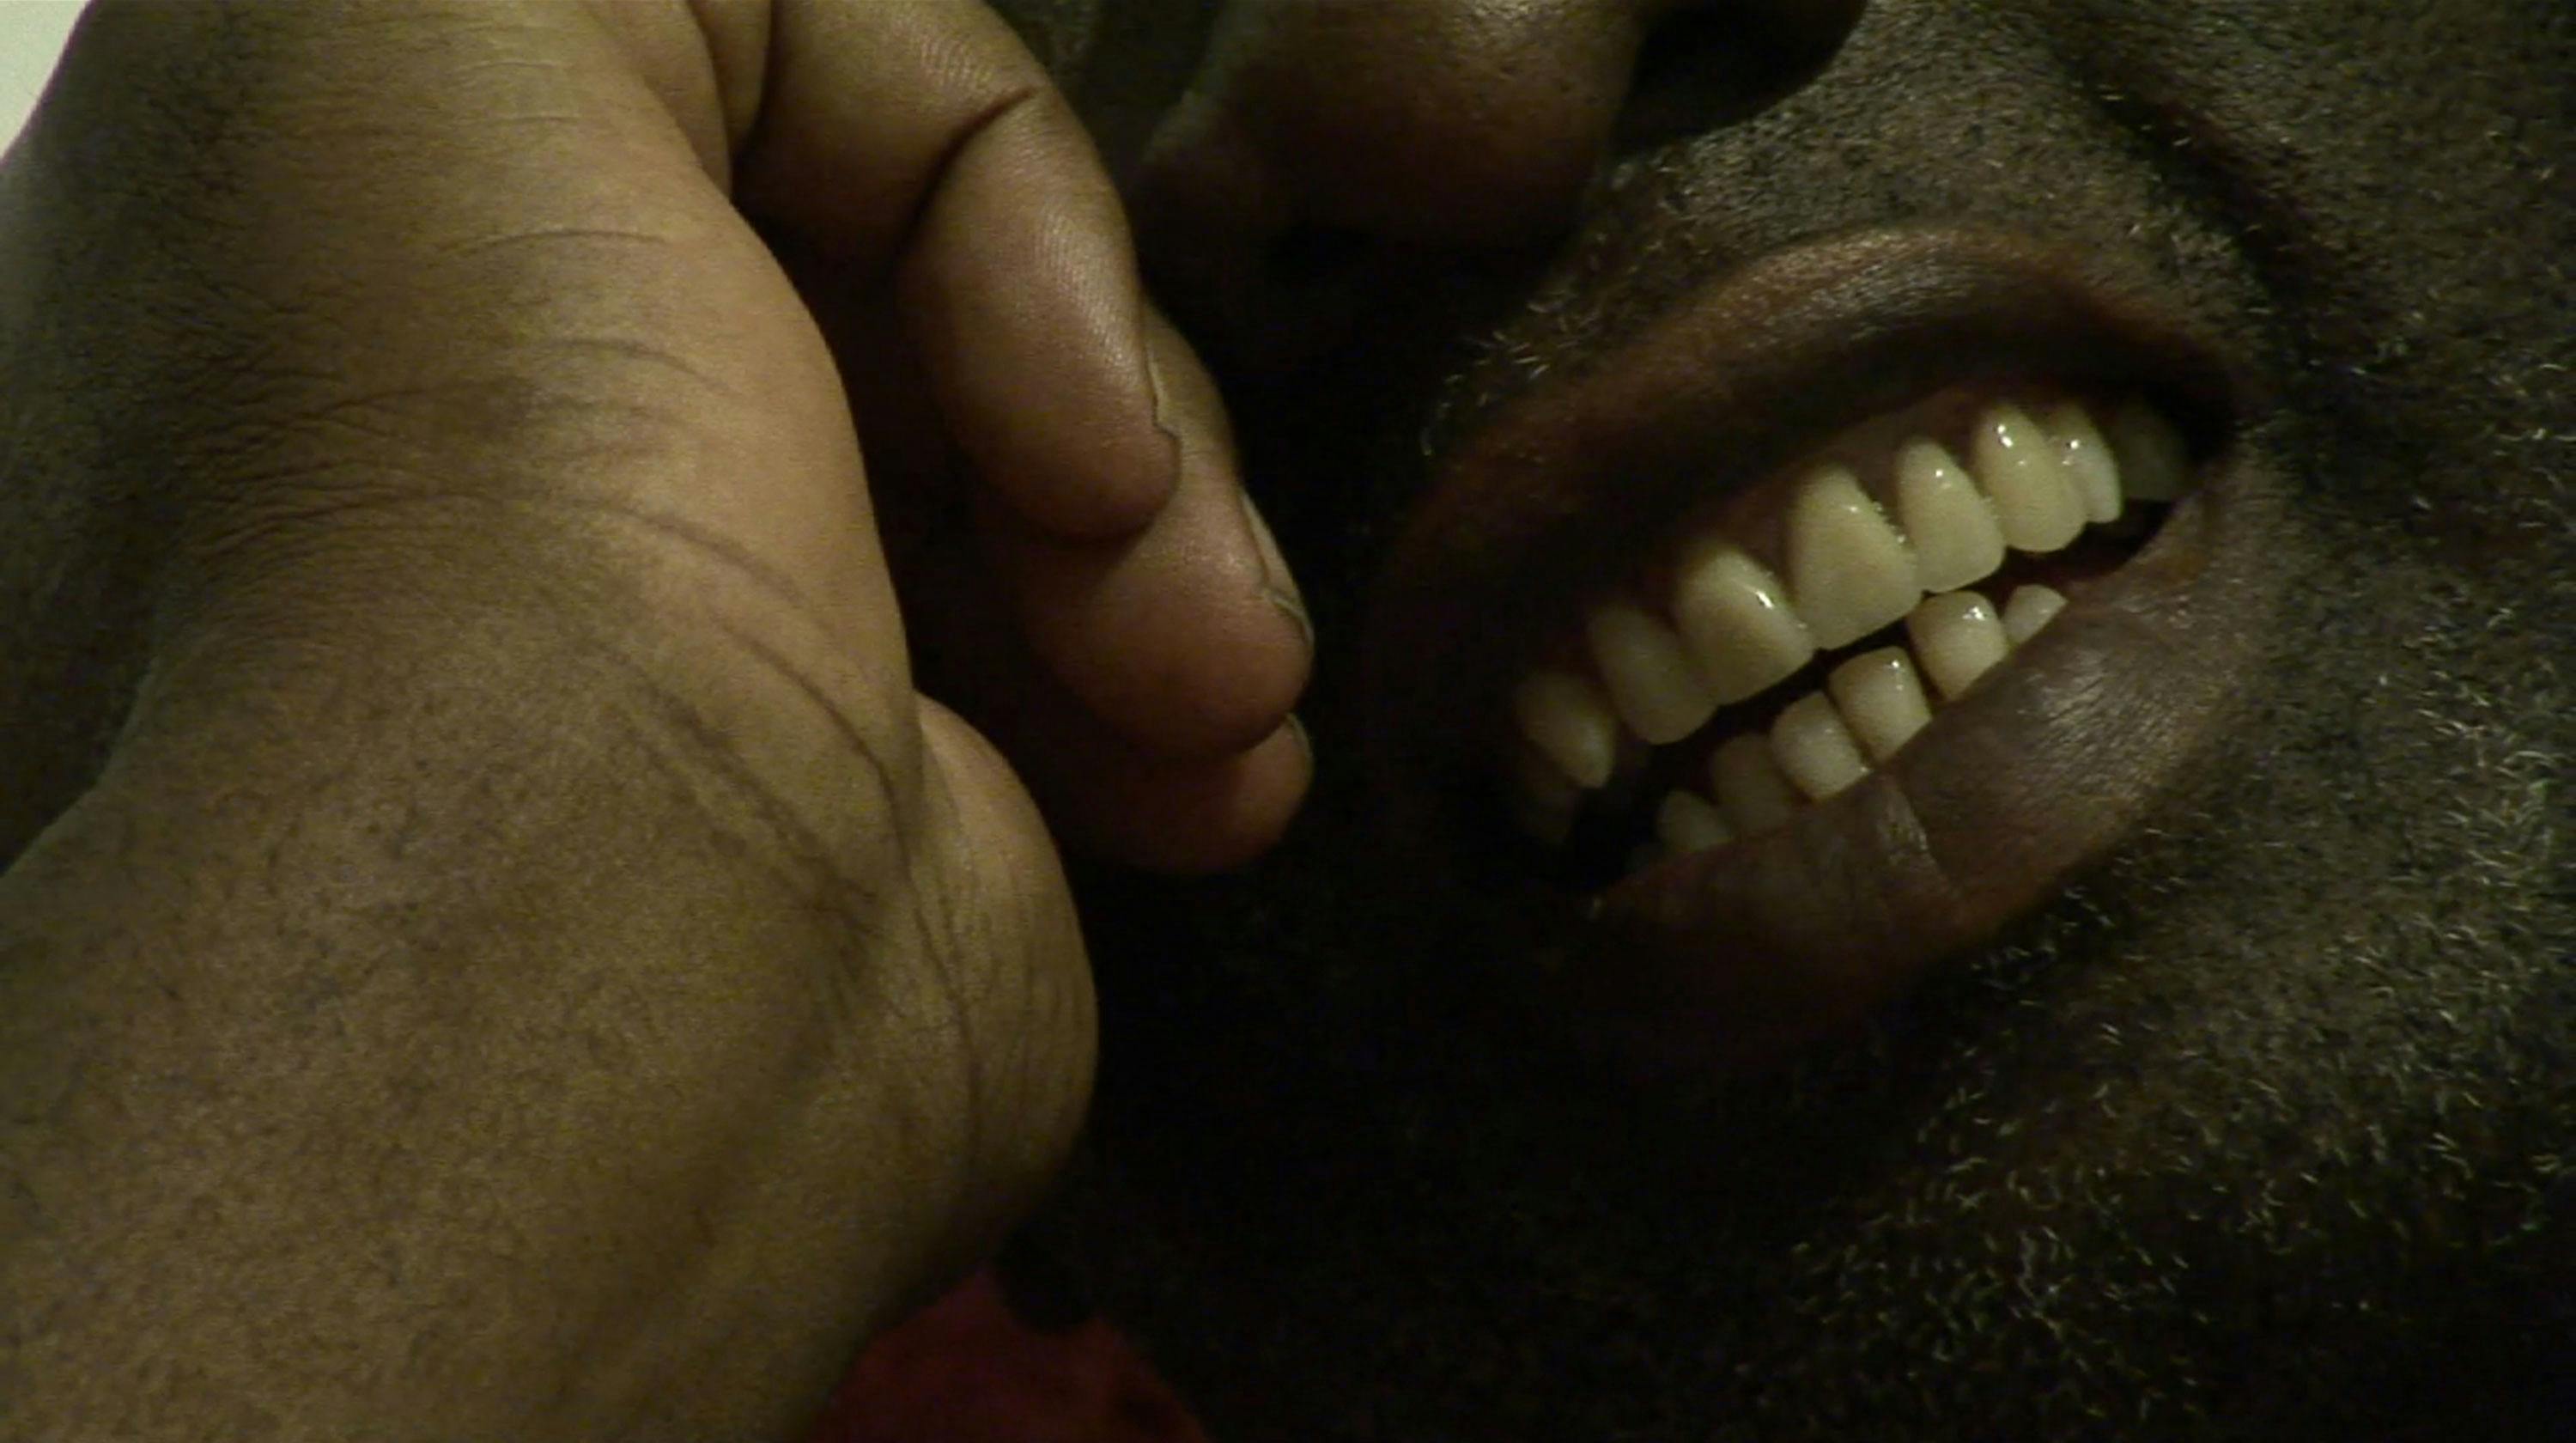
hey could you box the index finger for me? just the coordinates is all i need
[728,0,1175,540]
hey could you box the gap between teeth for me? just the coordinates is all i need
[1506,393,2192,858]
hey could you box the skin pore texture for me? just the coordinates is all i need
[1003,1,2576,1438]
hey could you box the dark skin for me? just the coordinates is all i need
[1032,0,2576,1439]
[0,1,1310,1435]
[2,2,2570,1442]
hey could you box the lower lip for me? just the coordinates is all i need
[1546,459,2279,1078]
[1358,229,2275,1080]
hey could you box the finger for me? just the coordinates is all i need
[993,307,1312,759]
[715,0,1309,763]
[731,0,1173,540]
[999,689,1313,877]
[909,542,1312,874]
[659,0,1311,786]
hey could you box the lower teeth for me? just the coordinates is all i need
[1532,561,2117,888]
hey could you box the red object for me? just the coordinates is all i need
[809,1272,1208,1443]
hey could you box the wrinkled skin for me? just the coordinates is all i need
[1000,1,2576,1438]
[0,3,1316,1435]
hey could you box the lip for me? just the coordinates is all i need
[1362,226,2276,1078]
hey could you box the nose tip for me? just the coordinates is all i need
[1145,1,1654,252]
[1130,0,1666,366]
[1131,0,1868,368]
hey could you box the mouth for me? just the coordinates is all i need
[1365,228,2275,1076]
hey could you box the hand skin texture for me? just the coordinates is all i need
[0,2,1307,1437]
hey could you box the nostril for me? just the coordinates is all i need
[1615,0,1868,155]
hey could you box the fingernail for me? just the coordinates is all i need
[1240,489,1312,651]
[1268,586,1314,655]
[1140,307,1182,458]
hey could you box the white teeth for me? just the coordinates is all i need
[1709,734,1802,835]
[1671,539,1817,706]
[1511,669,1619,790]
[1508,392,2199,866]
[2108,398,2190,502]
[1826,647,1933,763]
[1973,402,2087,554]
[1655,790,1735,854]
[1787,465,1920,650]
[1507,743,1582,845]
[1587,603,1716,746]
[1905,590,2010,699]
[2002,583,2069,645]
[2046,401,2124,524]
[1893,439,2007,594]
[1769,692,1870,801]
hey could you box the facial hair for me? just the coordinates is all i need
[1043,3,2576,1437]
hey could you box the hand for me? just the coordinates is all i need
[0,2,1307,1437]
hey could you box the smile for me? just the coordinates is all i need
[1365,229,2275,1074]
[1506,381,2198,880]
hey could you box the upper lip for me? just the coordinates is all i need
[1361,226,2272,1078]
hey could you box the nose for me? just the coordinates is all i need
[1130,0,1868,367]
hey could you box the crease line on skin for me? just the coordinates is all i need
[884,82,1054,265]
[538,491,824,630]
[521,332,753,406]
[437,226,677,261]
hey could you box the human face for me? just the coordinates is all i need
[1008,2,2576,1436]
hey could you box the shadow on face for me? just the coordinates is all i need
[982,3,2576,1438]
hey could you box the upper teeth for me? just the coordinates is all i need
[1506,393,2192,856]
